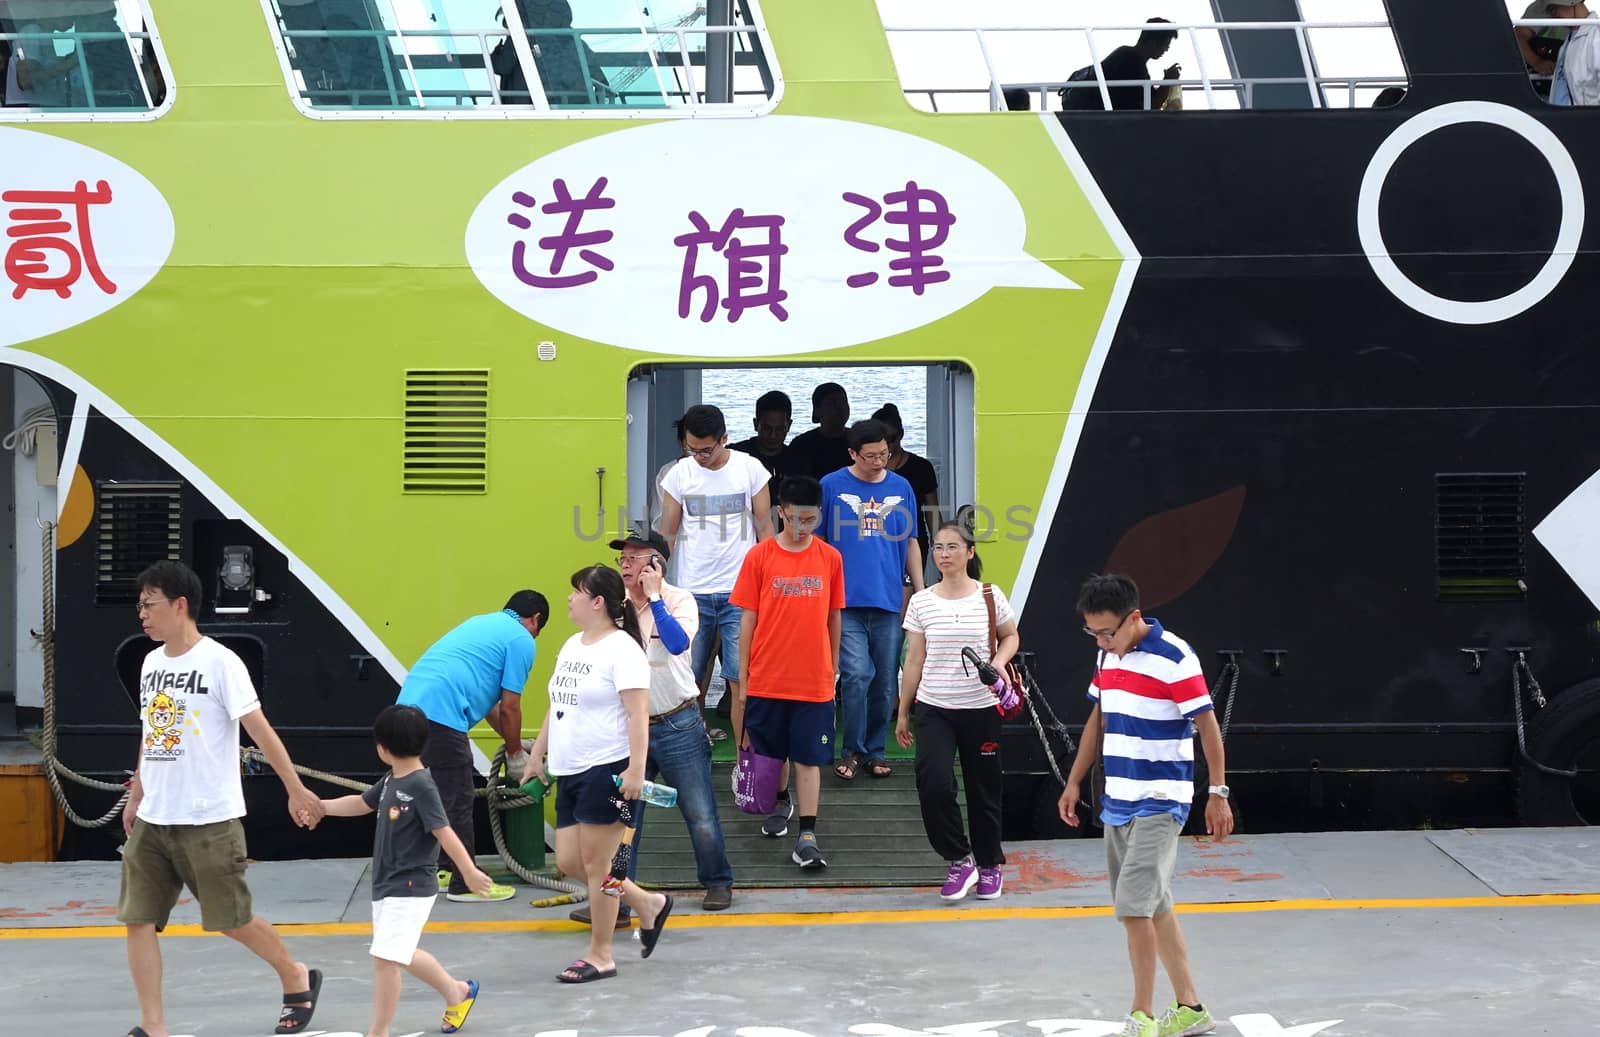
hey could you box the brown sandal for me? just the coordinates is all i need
[834,752,862,781]
[865,758,893,778]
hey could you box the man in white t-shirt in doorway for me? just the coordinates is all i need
[117,560,327,1037]
[658,404,773,743]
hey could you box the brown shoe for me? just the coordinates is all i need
[702,885,733,911]
[568,904,632,928]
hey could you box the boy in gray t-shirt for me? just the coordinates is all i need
[316,705,493,1035]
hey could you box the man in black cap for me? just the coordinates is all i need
[569,528,735,924]
[787,382,853,480]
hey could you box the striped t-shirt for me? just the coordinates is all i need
[1087,619,1213,826]
[903,584,1015,710]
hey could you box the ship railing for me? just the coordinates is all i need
[907,75,1410,113]
[274,23,772,112]
[883,20,1397,113]
[0,29,161,111]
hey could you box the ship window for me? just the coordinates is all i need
[0,1,172,120]
[878,0,1408,113]
[262,0,780,118]
[1436,473,1527,602]
[96,481,183,605]
[404,368,489,494]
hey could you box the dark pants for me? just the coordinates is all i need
[422,721,476,895]
[912,702,1005,868]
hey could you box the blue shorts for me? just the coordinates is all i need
[743,696,836,767]
[554,759,628,828]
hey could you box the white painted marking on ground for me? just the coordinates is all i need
[1231,1014,1342,1037]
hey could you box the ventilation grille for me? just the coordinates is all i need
[96,482,182,604]
[1436,473,1526,602]
[404,369,489,493]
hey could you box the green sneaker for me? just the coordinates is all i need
[446,883,515,903]
[1157,1002,1216,1037]
[437,870,452,893]
[1118,1011,1158,1037]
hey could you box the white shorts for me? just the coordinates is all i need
[370,895,436,964]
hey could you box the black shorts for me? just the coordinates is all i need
[743,696,836,767]
[554,759,629,828]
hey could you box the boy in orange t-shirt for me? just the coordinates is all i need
[732,475,844,870]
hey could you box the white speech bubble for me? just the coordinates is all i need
[466,115,1077,357]
[0,126,175,348]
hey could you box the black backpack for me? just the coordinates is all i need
[1060,63,1100,110]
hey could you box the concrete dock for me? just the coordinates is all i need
[4,828,1598,1036]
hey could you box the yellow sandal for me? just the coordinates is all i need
[441,978,478,1033]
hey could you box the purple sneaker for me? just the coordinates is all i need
[940,857,978,901]
[975,865,1004,900]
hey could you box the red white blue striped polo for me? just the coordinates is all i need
[1087,619,1214,826]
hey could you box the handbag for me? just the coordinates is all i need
[982,584,1026,719]
[732,731,783,815]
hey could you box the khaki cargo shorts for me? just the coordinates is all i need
[1105,811,1181,919]
[117,818,253,932]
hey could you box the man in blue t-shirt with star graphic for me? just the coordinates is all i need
[819,419,924,782]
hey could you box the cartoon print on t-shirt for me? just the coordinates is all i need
[143,691,184,754]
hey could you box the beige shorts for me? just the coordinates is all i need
[117,818,253,932]
[1105,812,1181,919]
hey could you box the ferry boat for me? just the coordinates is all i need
[2,0,1597,866]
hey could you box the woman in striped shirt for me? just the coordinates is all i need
[895,521,1020,902]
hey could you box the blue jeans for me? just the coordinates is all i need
[626,706,734,889]
[690,592,742,686]
[838,606,902,761]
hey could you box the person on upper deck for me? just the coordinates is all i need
[1518,2,1585,95]
[1062,17,1180,112]
[787,382,854,480]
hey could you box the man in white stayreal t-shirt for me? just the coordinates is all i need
[657,403,773,746]
[116,560,328,1037]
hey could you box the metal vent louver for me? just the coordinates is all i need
[1436,473,1526,602]
[96,482,182,604]
[404,369,489,494]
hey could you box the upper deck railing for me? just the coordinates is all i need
[883,14,1593,113]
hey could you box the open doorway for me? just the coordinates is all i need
[0,366,60,744]
[626,362,975,548]
[625,361,976,726]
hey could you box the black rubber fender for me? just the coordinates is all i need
[1517,677,1600,827]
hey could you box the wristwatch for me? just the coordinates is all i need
[647,593,662,604]
[1208,784,1230,799]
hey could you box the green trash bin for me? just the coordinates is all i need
[499,777,551,872]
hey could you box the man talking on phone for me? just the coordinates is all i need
[567,529,735,925]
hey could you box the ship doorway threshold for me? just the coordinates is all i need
[625,362,975,560]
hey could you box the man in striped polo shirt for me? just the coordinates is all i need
[1059,574,1232,1037]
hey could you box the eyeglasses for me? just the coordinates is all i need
[686,441,723,459]
[931,542,968,553]
[135,597,170,615]
[855,450,890,463]
[616,554,659,567]
[1083,611,1133,642]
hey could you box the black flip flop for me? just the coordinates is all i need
[557,958,617,983]
[126,1028,150,1037]
[274,967,322,1034]
[639,894,674,959]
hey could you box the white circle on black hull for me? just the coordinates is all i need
[1357,100,1583,325]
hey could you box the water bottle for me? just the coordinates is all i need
[614,774,678,808]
